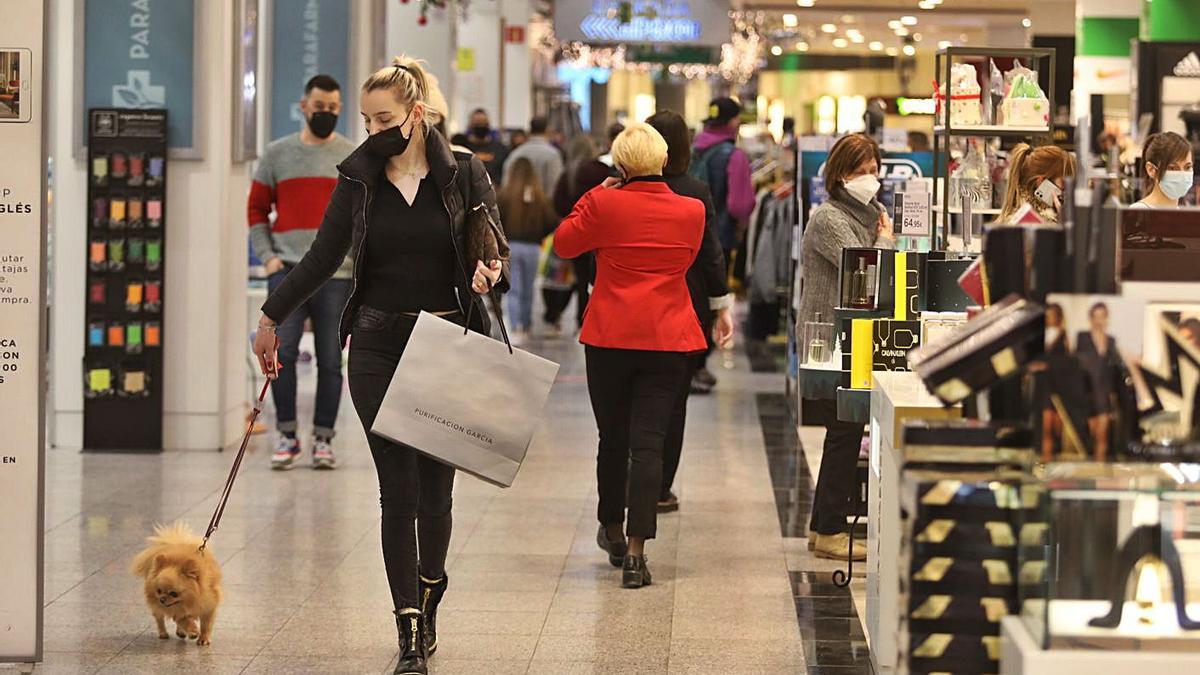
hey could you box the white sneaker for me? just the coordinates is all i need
[270,435,300,470]
[311,437,337,470]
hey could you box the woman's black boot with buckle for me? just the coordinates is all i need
[392,608,428,675]
[419,574,448,655]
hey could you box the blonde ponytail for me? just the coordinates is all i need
[362,55,434,131]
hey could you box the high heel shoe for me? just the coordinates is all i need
[596,524,627,568]
[392,608,428,675]
[621,554,652,589]
[419,574,448,655]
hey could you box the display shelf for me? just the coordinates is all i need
[798,364,841,400]
[837,386,871,424]
[934,124,1052,137]
[942,205,1002,216]
[999,616,1200,675]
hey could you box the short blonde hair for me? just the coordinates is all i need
[611,122,669,178]
[362,55,434,132]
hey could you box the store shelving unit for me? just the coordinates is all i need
[932,46,1056,250]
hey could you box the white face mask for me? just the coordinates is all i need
[1159,170,1194,201]
[843,174,881,205]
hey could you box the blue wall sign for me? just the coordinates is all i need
[555,1,730,48]
[84,0,196,152]
[270,0,350,140]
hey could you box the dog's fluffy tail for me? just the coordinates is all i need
[130,521,204,578]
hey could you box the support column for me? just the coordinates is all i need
[1073,0,1140,121]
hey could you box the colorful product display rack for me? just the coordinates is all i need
[83,108,167,451]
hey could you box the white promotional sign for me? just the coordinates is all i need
[0,0,45,664]
[896,190,931,237]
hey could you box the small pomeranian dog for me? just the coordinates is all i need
[130,522,223,646]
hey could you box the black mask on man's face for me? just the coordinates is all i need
[364,111,414,158]
[308,111,338,139]
[470,124,490,139]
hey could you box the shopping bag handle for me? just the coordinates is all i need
[464,278,514,356]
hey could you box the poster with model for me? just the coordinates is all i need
[0,49,31,123]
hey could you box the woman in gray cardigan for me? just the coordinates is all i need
[799,133,894,561]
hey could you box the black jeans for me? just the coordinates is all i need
[347,307,457,611]
[806,398,865,535]
[585,346,689,539]
[661,344,709,498]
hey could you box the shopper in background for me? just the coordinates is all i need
[555,123,707,589]
[253,56,506,675]
[908,131,931,153]
[248,74,356,471]
[498,157,558,343]
[1132,131,1194,208]
[799,133,894,562]
[547,135,611,334]
[597,122,625,169]
[503,116,564,196]
[690,97,756,392]
[462,108,507,184]
[997,143,1077,224]
[645,110,734,513]
[508,129,528,152]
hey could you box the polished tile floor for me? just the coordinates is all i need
[31,328,862,674]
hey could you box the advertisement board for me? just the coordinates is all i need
[554,0,731,48]
[0,0,46,663]
[269,0,351,140]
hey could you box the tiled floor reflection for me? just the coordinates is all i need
[33,326,806,674]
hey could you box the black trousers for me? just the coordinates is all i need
[806,398,865,535]
[661,320,711,497]
[585,346,689,539]
[347,308,457,611]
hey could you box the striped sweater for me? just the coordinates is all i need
[248,133,356,277]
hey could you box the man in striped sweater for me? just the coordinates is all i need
[248,74,356,471]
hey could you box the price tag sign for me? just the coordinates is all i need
[894,190,931,237]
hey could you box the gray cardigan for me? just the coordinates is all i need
[799,191,894,327]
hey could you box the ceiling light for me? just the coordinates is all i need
[912,32,922,42]
[770,45,783,56]
[869,41,884,51]
[902,44,916,56]
[832,38,849,48]
[918,1,937,9]
[849,33,865,43]
[901,15,918,25]
[888,20,902,29]
[885,47,899,56]
[960,33,969,42]
[841,14,856,23]
[782,13,798,27]
[796,41,810,52]
[894,27,910,37]
[821,23,837,33]
[797,0,816,6]
[1021,18,1032,28]
[938,40,953,49]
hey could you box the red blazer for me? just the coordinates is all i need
[554,177,708,353]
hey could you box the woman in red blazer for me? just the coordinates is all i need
[555,122,708,588]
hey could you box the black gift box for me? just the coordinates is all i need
[839,248,896,312]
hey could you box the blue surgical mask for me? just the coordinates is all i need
[1159,170,1194,201]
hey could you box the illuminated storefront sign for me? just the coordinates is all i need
[555,1,730,47]
[896,97,936,116]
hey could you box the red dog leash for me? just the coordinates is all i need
[199,353,275,553]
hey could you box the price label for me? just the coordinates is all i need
[895,190,930,237]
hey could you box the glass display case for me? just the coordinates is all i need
[1019,462,1200,651]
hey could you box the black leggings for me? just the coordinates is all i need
[348,308,457,611]
[805,398,865,535]
[585,346,689,539]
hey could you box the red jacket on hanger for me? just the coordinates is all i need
[554,176,707,353]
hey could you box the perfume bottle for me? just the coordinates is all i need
[849,257,872,309]
[803,313,834,365]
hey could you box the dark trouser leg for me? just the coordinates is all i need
[586,346,634,529]
[416,454,455,580]
[348,317,439,611]
[807,398,865,535]
[572,255,592,329]
[661,352,702,498]
[624,352,689,539]
[308,278,352,439]
[543,288,572,325]
[267,268,305,436]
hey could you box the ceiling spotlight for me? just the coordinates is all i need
[841,14,856,23]
[832,38,849,48]
[782,13,798,27]
[849,33,865,43]
[912,33,922,42]
[960,33,969,42]
[885,47,900,56]
[888,20,902,29]
[918,1,937,9]
[797,0,816,6]
[901,15,918,25]
[938,40,953,50]
[821,23,837,33]
[1021,18,1032,28]
[770,45,783,56]
[796,41,810,52]
[869,41,884,51]
[894,27,910,37]
[902,44,917,56]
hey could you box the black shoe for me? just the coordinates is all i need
[657,491,680,513]
[596,525,628,568]
[622,554,652,588]
[695,368,717,387]
[419,574,448,656]
[392,608,428,675]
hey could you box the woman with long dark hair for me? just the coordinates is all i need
[544,135,611,333]
[252,56,507,675]
[497,157,558,342]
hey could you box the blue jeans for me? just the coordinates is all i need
[267,269,352,439]
[507,241,541,331]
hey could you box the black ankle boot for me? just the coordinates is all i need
[392,608,428,675]
[596,525,628,568]
[419,574,448,655]
[621,554,652,589]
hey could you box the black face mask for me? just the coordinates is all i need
[365,111,414,158]
[470,124,491,138]
[308,111,338,139]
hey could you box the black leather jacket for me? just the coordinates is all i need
[261,129,509,345]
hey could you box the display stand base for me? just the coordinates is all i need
[999,616,1200,674]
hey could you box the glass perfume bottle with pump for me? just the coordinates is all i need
[802,313,834,365]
